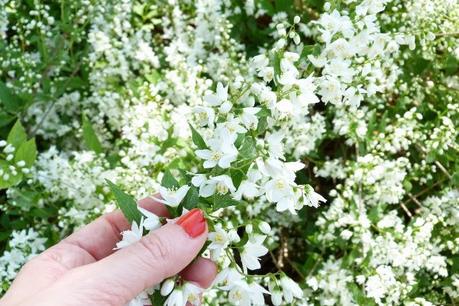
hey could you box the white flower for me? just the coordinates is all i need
[302,185,326,208]
[116,220,143,249]
[194,106,215,127]
[205,82,228,105]
[266,132,284,159]
[280,276,303,303]
[233,180,259,200]
[205,82,232,113]
[265,177,296,210]
[248,282,270,305]
[195,132,238,169]
[183,282,203,305]
[318,76,343,104]
[275,99,294,117]
[165,288,184,306]
[241,234,268,271]
[208,223,239,260]
[257,158,303,181]
[135,41,159,67]
[191,174,206,187]
[228,285,251,305]
[215,267,244,290]
[340,229,353,240]
[234,167,261,200]
[155,185,191,207]
[199,175,236,197]
[219,116,247,135]
[137,206,161,231]
[271,290,283,305]
[241,107,261,130]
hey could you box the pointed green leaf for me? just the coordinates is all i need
[213,194,240,210]
[161,170,179,189]
[15,139,37,167]
[106,180,142,225]
[82,115,103,154]
[189,124,207,149]
[7,120,27,149]
[238,136,256,159]
[0,81,24,113]
[183,186,199,209]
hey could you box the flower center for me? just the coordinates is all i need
[275,179,286,190]
[215,233,225,243]
[216,182,228,194]
[211,151,222,161]
[198,112,208,121]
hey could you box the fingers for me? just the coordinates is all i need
[60,209,208,304]
[0,197,165,305]
[62,197,169,262]
[180,257,218,288]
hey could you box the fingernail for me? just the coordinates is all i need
[176,208,206,238]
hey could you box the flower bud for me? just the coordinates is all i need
[271,290,283,305]
[258,221,271,234]
[161,278,175,296]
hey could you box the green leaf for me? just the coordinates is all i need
[14,139,37,167]
[150,290,167,305]
[183,186,199,209]
[403,180,412,192]
[145,70,161,84]
[273,51,283,85]
[82,115,103,154]
[0,113,15,128]
[0,160,23,189]
[0,81,24,113]
[256,116,268,135]
[238,136,257,159]
[161,170,179,188]
[106,180,142,225]
[7,120,27,149]
[213,194,240,210]
[230,169,245,189]
[452,172,459,187]
[189,124,207,149]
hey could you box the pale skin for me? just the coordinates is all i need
[0,198,216,306]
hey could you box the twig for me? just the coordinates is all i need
[400,202,413,218]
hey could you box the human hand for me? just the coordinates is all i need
[0,198,216,306]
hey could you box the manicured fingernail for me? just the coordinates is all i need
[176,208,206,238]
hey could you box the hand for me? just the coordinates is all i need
[0,198,216,306]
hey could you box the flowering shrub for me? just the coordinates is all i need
[0,0,458,305]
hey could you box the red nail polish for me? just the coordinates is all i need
[176,208,206,238]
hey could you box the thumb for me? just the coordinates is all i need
[68,209,207,304]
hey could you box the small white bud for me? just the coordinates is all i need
[0,140,6,147]
[246,224,253,234]
[16,160,26,167]
[258,221,271,234]
[293,16,300,24]
[161,278,175,296]
[293,34,301,45]
[272,290,283,305]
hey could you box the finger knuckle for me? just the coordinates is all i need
[138,232,171,263]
